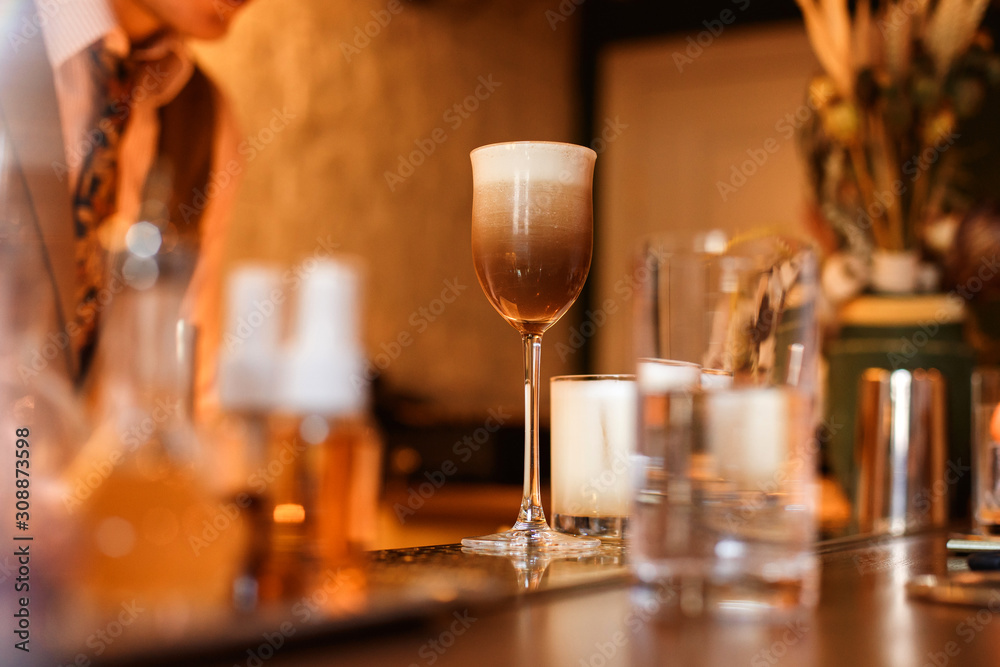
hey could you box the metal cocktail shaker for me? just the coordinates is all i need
[854,368,948,534]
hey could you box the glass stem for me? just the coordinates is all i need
[515,332,547,530]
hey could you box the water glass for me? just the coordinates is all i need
[631,233,821,616]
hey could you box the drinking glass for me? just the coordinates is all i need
[631,232,822,615]
[464,141,599,553]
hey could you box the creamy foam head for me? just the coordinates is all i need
[471,141,596,187]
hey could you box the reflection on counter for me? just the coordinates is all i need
[46,543,627,665]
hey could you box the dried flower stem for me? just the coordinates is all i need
[847,141,888,249]
[918,149,957,242]
[869,111,906,250]
[909,156,931,245]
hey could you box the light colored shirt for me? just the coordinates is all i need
[42,0,195,239]
[39,0,115,191]
[40,0,240,416]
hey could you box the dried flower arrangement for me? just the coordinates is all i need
[794,0,1000,299]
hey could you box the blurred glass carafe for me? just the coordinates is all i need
[68,241,246,614]
[631,233,821,617]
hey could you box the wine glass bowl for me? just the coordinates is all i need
[471,142,594,335]
[464,141,600,554]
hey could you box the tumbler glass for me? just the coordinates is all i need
[631,232,821,616]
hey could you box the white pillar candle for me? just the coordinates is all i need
[637,358,701,393]
[551,376,637,518]
[703,388,790,489]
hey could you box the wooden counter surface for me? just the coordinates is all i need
[164,530,1000,667]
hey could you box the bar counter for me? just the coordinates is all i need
[109,529,1000,667]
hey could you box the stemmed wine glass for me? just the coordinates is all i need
[463,141,600,553]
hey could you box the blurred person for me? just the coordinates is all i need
[0,0,254,412]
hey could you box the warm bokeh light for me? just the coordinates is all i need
[273,503,306,524]
[991,403,1000,442]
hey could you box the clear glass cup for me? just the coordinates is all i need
[972,367,1000,535]
[631,232,821,616]
[550,374,636,540]
[463,141,599,553]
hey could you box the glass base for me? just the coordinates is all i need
[461,526,600,554]
[631,573,818,620]
[631,554,820,619]
[552,513,627,541]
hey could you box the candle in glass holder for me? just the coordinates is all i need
[550,375,636,540]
